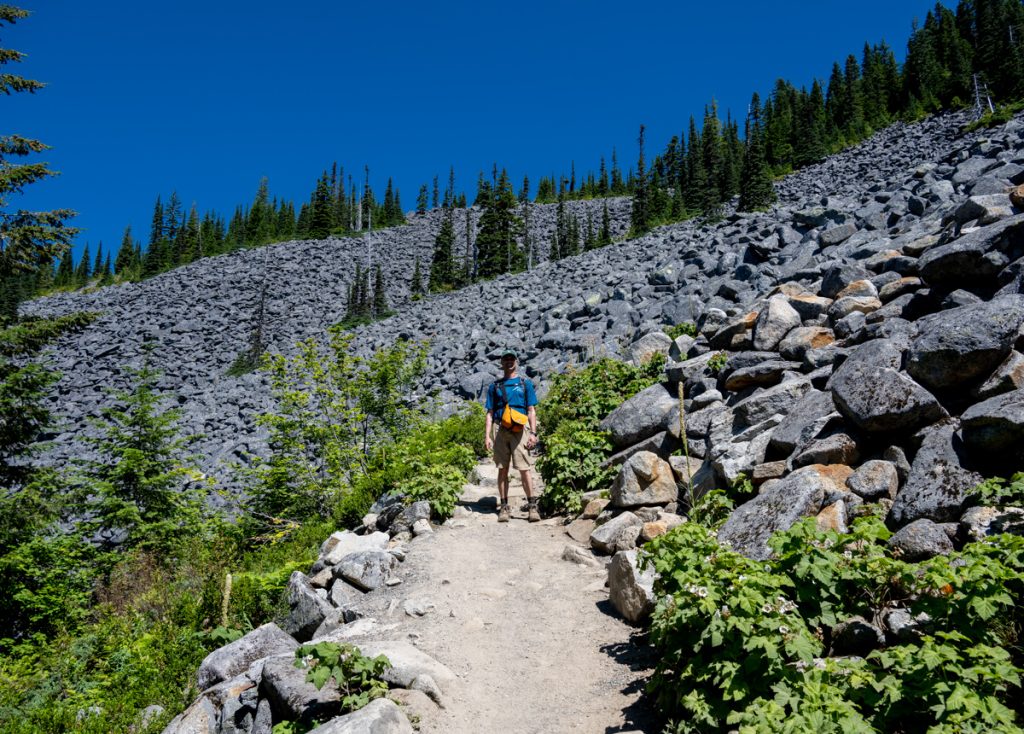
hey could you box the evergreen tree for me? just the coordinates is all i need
[416,185,428,214]
[610,148,624,194]
[74,243,90,286]
[372,265,388,317]
[685,116,704,212]
[429,208,456,291]
[93,243,105,279]
[410,257,424,295]
[163,192,182,244]
[54,247,74,287]
[794,81,828,166]
[0,6,77,287]
[114,226,136,276]
[599,200,612,246]
[474,169,523,278]
[309,171,334,238]
[738,93,777,212]
[630,125,650,234]
[700,102,724,220]
[247,177,274,246]
[432,175,440,209]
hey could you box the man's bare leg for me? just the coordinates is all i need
[497,466,511,521]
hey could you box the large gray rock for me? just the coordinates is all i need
[160,696,218,734]
[708,412,783,485]
[717,465,830,560]
[887,519,955,561]
[607,550,656,624]
[731,378,813,429]
[335,551,398,592]
[590,512,643,554]
[907,296,1024,391]
[769,389,838,457]
[831,362,946,434]
[960,506,1024,541]
[960,388,1024,458]
[918,215,1024,289]
[630,331,673,364]
[307,699,412,734]
[846,460,899,501]
[599,382,678,448]
[752,296,801,351]
[284,572,334,642]
[610,451,679,508]
[322,531,391,566]
[354,641,455,706]
[888,421,984,527]
[197,623,297,691]
[260,654,341,724]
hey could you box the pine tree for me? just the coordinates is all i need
[309,171,334,238]
[114,226,136,276]
[372,265,388,317]
[474,168,523,278]
[738,92,777,212]
[0,7,77,286]
[54,247,74,287]
[416,185,428,215]
[429,209,456,292]
[630,125,650,234]
[794,81,828,166]
[685,116,704,212]
[599,201,612,245]
[432,175,440,209]
[74,243,90,286]
[247,177,274,246]
[700,102,723,220]
[410,257,424,296]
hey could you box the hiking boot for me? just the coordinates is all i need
[497,503,511,523]
[527,499,541,523]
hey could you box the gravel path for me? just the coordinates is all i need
[391,462,659,733]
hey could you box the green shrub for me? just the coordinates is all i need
[707,350,728,374]
[536,356,665,514]
[971,472,1024,508]
[399,460,470,520]
[665,322,697,341]
[643,505,1024,733]
[538,420,615,515]
[295,641,390,712]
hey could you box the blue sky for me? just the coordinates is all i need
[6,1,953,265]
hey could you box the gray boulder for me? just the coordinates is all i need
[752,296,801,351]
[717,465,830,560]
[907,296,1024,391]
[769,389,838,457]
[607,550,656,624]
[830,617,885,657]
[321,531,390,566]
[887,519,955,561]
[590,512,643,555]
[846,460,899,501]
[960,506,1024,541]
[260,654,340,724]
[630,331,673,365]
[335,551,397,592]
[610,451,679,508]
[197,623,297,691]
[888,421,983,527]
[307,699,412,734]
[599,382,678,448]
[831,362,946,433]
[918,215,1024,289]
[960,388,1024,457]
[284,572,334,642]
[354,640,455,706]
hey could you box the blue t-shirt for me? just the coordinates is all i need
[485,376,538,419]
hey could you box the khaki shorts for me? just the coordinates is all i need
[492,424,534,470]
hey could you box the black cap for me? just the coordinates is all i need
[500,349,518,359]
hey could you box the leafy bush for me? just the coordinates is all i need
[665,322,697,340]
[399,460,471,521]
[707,350,728,374]
[537,356,665,513]
[971,472,1024,508]
[643,508,1024,733]
[295,641,390,712]
[538,420,615,515]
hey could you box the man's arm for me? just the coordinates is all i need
[526,406,538,448]
[484,411,493,451]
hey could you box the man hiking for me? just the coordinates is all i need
[484,349,540,523]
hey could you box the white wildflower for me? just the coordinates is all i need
[762,603,774,614]
[779,625,790,635]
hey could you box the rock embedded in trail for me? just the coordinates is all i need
[610,451,678,508]
[607,550,656,624]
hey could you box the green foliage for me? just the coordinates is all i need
[964,100,1024,132]
[972,472,1024,508]
[537,356,665,514]
[295,642,390,712]
[399,459,471,521]
[247,332,426,527]
[78,355,209,555]
[664,322,697,340]
[643,509,1024,733]
[708,350,728,374]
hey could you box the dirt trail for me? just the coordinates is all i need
[391,461,659,734]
